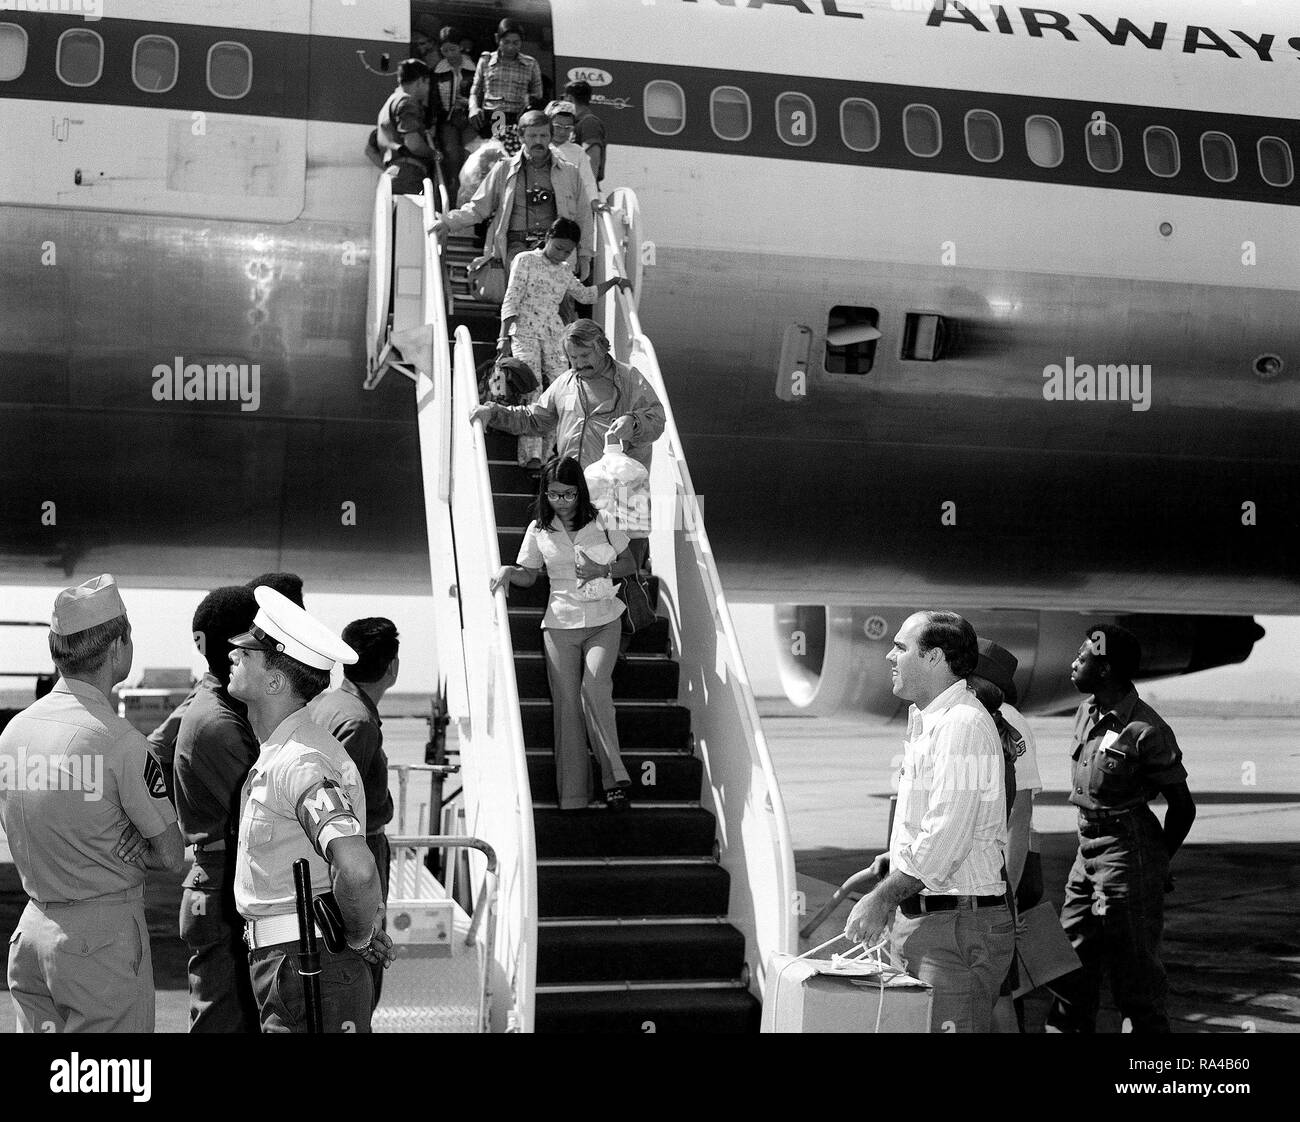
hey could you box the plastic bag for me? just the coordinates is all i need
[584,437,651,535]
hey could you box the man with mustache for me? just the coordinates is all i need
[433,109,594,281]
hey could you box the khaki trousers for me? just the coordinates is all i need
[8,895,154,1033]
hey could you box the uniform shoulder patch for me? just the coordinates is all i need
[144,752,168,799]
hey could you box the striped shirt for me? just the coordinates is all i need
[890,679,1007,896]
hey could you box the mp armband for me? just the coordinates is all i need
[295,779,361,856]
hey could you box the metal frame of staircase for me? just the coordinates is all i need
[590,190,799,1001]
[371,171,795,1029]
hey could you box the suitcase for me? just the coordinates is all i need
[762,935,934,1033]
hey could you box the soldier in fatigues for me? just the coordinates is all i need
[228,587,393,1033]
[1047,623,1196,1033]
[1,575,184,1032]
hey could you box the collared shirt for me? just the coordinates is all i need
[489,359,666,471]
[174,672,258,848]
[235,708,366,920]
[517,510,630,630]
[1001,702,1042,797]
[508,156,557,240]
[890,679,1007,897]
[0,677,174,903]
[1068,688,1186,812]
[469,49,542,116]
[307,679,394,835]
[433,57,476,115]
[146,685,195,772]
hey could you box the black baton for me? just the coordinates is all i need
[293,858,324,1034]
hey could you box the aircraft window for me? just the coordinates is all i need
[133,35,179,94]
[1025,115,1063,168]
[776,92,816,147]
[1258,137,1294,188]
[710,86,751,142]
[824,306,880,375]
[1200,132,1237,183]
[903,104,941,158]
[965,110,1002,162]
[644,80,685,136]
[1142,126,1179,178]
[207,41,252,99]
[0,23,27,81]
[56,29,103,88]
[840,99,879,152]
[1085,121,1122,173]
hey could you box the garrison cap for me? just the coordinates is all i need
[229,586,357,671]
[50,573,127,635]
[975,638,1019,707]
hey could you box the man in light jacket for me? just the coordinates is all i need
[432,110,593,278]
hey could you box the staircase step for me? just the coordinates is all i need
[510,611,671,655]
[489,460,538,493]
[537,862,730,917]
[533,985,761,1034]
[494,491,536,526]
[534,807,717,859]
[537,922,746,984]
[519,700,692,752]
[527,750,702,802]
[513,652,679,701]
[484,429,519,462]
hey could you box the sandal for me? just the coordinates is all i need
[604,787,629,811]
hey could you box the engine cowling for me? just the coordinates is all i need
[774,606,1264,719]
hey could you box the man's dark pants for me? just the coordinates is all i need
[1047,804,1171,1033]
[247,943,374,1033]
[180,853,260,1032]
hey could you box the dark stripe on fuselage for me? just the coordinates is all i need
[0,9,394,124]
[565,56,1300,208]
[1,8,1296,211]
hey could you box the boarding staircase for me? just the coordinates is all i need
[365,172,795,1032]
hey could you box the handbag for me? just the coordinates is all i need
[602,524,655,635]
[1011,899,1082,999]
[467,254,506,303]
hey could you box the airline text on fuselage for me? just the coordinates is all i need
[681,1,1300,62]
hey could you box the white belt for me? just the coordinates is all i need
[244,912,321,950]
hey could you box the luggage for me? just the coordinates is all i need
[1011,899,1080,999]
[762,935,934,1033]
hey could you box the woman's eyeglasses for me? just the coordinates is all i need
[546,490,577,502]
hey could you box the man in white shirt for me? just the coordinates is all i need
[845,610,1015,1032]
[546,99,598,204]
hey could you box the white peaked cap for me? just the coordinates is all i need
[229,586,358,671]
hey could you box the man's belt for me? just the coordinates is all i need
[243,912,322,951]
[899,893,1006,918]
[1078,804,1140,823]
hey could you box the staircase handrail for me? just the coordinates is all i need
[592,196,798,987]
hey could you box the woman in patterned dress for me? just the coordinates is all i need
[497,217,630,467]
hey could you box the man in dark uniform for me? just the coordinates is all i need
[1046,623,1196,1033]
[229,587,393,1032]
[146,572,304,793]
[307,617,399,1008]
[175,585,262,1032]
[377,58,438,195]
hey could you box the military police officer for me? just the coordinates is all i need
[0,575,184,1032]
[227,587,393,1032]
[1046,623,1197,1033]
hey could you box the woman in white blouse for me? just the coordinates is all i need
[490,457,637,810]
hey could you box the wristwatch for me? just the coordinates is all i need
[346,923,377,952]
